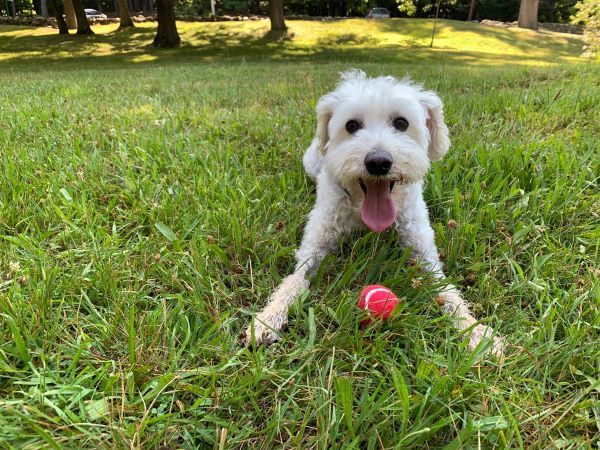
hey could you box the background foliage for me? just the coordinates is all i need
[0,0,581,24]
[169,0,580,22]
[572,0,600,56]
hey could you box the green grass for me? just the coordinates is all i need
[0,18,587,68]
[0,19,599,449]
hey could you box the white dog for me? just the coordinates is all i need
[243,70,503,355]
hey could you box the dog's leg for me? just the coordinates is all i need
[434,284,504,356]
[242,194,344,346]
[397,195,504,356]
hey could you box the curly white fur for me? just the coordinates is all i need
[243,71,503,356]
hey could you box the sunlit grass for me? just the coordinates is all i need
[0,18,586,68]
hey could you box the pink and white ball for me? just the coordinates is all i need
[358,285,400,324]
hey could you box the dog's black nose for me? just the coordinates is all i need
[364,150,393,175]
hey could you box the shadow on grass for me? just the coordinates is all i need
[0,19,585,72]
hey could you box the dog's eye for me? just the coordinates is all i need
[393,117,409,131]
[345,120,362,134]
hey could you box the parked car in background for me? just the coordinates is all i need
[84,9,107,19]
[367,7,390,18]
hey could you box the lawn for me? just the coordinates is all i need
[0,18,587,67]
[0,18,599,448]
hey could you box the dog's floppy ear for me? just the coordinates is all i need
[315,92,338,155]
[419,90,450,161]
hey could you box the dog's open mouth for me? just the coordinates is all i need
[358,178,397,233]
[359,179,396,194]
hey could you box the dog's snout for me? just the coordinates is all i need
[364,150,393,176]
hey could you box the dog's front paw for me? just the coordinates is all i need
[241,274,308,347]
[468,324,505,357]
[241,321,280,347]
[241,311,287,347]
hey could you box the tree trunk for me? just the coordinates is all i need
[467,0,476,21]
[518,0,539,30]
[268,0,286,31]
[72,0,94,34]
[430,0,440,47]
[41,0,49,17]
[63,0,76,29]
[118,0,134,28]
[51,0,70,34]
[152,0,181,47]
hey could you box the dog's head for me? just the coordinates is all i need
[314,70,450,232]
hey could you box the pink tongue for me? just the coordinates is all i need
[361,180,396,232]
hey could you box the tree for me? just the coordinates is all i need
[50,0,69,34]
[117,0,134,28]
[152,0,181,47]
[518,0,540,28]
[468,0,477,20]
[41,0,49,17]
[63,0,76,29]
[572,0,600,56]
[72,0,94,34]
[269,0,287,31]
